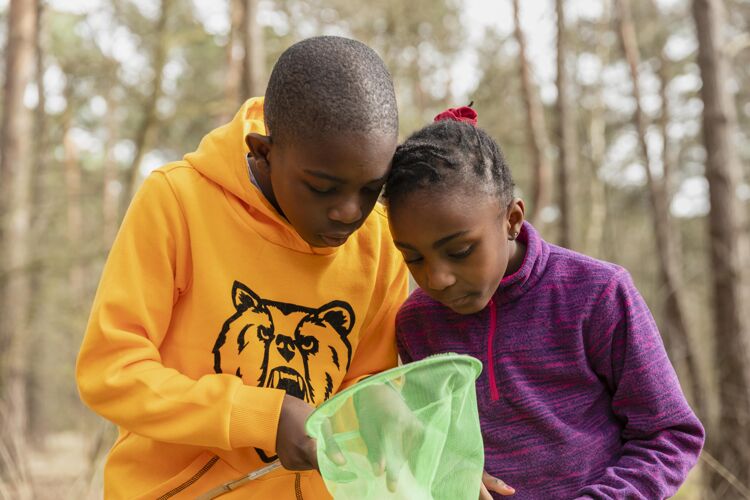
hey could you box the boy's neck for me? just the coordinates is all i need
[247,154,285,218]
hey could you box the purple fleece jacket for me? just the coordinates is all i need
[396,222,704,499]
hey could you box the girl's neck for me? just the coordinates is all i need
[504,239,526,277]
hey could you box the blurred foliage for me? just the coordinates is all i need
[0,0,748,497]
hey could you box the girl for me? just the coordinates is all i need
[383,107,704,499]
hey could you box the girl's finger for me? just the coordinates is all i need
[479,483,494,500]
[482,471,516,496]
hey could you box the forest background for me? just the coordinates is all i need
[0,0,749,498]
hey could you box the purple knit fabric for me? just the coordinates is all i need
[396,222,704,499]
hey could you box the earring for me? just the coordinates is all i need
[508,231,518,241]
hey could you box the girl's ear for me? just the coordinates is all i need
[245,133,272,171]
[506,198,525,237]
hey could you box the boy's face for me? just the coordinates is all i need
[388,188,524,315]
[247,132,396,247]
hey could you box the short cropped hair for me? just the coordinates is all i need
[264,36,398,143]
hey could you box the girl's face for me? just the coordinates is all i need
[388,188,524,315]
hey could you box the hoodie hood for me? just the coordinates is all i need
[184,97,336,255]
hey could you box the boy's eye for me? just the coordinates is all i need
[402,253,423,265]
[363,183,384,195]
[306,183,336,195]
[447,246,474,259]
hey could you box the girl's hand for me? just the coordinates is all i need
[479,470,515,498]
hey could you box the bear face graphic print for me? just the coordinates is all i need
[213,281,355,405]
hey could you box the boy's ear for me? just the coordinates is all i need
[507,198,525,235]
[245,133,272,170]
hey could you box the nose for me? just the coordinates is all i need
[275,335,296,362]
[424,262,456,291]
[328,196,363,225]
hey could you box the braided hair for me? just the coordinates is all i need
[383,118,515,207]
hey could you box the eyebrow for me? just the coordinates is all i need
[395,230,469,251]
[303,169,387,185]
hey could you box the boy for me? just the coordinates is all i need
[76,36,408,499]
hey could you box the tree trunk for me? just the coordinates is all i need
[511,0,552,230]
[583,9,610,258]
[0,0,37,492]
[614,0,703,413]
[103,86,120,249]
[123,0,171,209]
[62,86,84,309]
[26,0,47,439]
[554,0,575,249]
[221,0,245,123]
[693,0,750,494]
[243,0,265,99]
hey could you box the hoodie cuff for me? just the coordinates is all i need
[229,385,285,451]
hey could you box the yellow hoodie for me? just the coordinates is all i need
[76,98,408,499]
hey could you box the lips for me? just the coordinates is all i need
[439,293,476,308]
[319,232,352,246]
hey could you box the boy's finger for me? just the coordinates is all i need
[365,431,385,475]
[385,458,403,493]
[383,435,405,493]
[321,419,346,466]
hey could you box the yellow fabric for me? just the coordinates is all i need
[76,98,408,499]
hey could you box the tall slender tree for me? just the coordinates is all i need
[0,2,38,493]
[582,8,610,259]
[614,0,702,414]
[554,0,575,248]
[511,0,553,230]
[221,0,245,123]
[243,0,265,98]
[123,0,172,207]
[0,0,38,436]
[693,0,750,494]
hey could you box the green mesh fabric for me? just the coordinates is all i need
[305,353,484,499]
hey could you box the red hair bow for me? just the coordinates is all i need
[433,105,478,126]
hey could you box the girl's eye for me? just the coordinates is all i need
[447,246,474,259]
[307,183,336,195]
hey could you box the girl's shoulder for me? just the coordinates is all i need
[396,288,449,323]
[545,242,629,285]
[400,287,441,311]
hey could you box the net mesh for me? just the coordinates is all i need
[305,353,484,499]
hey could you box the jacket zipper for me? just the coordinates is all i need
[157,456,219,500]
[487,298,500,401]
[295,472,304,500]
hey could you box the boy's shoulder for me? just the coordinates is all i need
[358,202,397,245]
[143,161,216,198]
[152,161,201,182]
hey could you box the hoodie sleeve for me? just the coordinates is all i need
[339,233,409,390]
[574,270,705,499]
[76,171,284,452]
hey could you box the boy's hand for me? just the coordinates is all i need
[354,384,424,492]
[276,394,346,471]
[276,394,318,470]
[479,470,515,498]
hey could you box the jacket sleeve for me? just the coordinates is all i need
[574,270,705,499]
[76,171,284,452]
[339,239,409,390]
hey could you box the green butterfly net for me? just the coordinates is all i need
[305,353,485,500]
